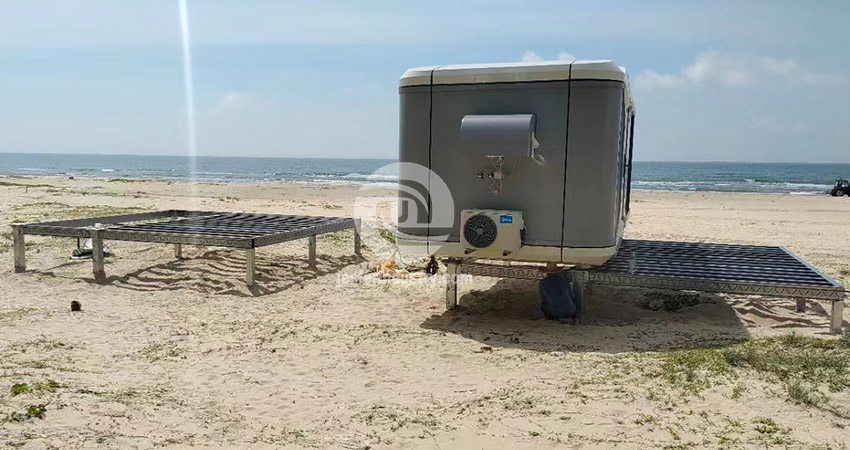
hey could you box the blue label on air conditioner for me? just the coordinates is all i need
[499,215,513,224]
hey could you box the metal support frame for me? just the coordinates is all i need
[832,300,845,334]
[572,270,588,322]
[91,228,105,283]
[354,218,362,257]
[444,238,847,333]
[446,259,458,310]
[245,248,255,286]
[12,224,25,273]
[308,236,317,269]
[10,210,359,286]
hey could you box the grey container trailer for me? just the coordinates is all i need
[397,60,635,265]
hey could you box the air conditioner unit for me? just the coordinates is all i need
[460,209,523,257]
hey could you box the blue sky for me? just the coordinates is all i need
[0,0,848,162]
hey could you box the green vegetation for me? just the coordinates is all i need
[107,178,148,183]
[320,201,343,210]
[9,380,64,397]
[661,348,736,391]
[0,180,53,188]
[752,417,791,445]
[0,308,38,322]
[138,342,184,362]
[636,291,712,312]
[656,334,850,417]
[319,230,347,244]
[377,227,396,245]
[633,413,656,425]
[4,405,47,423]
[10,383,30,396]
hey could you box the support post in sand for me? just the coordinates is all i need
[245,248,255,286]
[831,299,845,334]
[174,244,182,259]
[572,270,588,323]
[353,219,361,257]
[91,228,106,283]
[445,260,458,310]
[308,236,317,269]
[795,299,806,313]
[12,224,25,273]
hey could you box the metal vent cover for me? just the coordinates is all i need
[464,214,498,248]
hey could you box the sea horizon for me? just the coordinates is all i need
[1,152,849,195]
[3,151,850,165]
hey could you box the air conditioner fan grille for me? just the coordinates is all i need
[464,214,498,248]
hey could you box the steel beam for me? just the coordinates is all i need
[573,270,588,322]
[832,300,845,334]
[308,236,317,269]
[354,218,362,257]
[253,218,355,247]
[246,248,255,286]
[174,244,182,259]
[12,225,25,273]
[446,260,458,310]
[100,230,253,248]
[91,228,106,283]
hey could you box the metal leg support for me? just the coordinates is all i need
[174,244,182,259]
[91,229,106,283]
[354,219,362,257]
[573,270,588,323]
[12,225,25,273]
[308,236,317,269]
[831,299,845,334]
[445,260,458,310]
[246,248,255,286]
[796,299,806,312]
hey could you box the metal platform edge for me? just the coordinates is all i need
[11,210,362,287]
[444,247,847,334]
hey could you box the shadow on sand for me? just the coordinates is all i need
[35,249,362,297]
[107,250,362,297]
[420,278,767,354]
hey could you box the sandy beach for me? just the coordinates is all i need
[1,176,849,449]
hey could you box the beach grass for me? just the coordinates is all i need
[655,334,850,417]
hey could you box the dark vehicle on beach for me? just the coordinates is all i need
[829,179,849,196]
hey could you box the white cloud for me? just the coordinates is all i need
[634,70,682,89]
[636,51,846,89]
[636,51,749,88]
[521,51,543,62]
[521,51,577,62]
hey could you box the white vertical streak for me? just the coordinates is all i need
[178,0,197,182]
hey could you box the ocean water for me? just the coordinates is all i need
[1,153,848,195]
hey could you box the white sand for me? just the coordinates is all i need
[1,177,849,449]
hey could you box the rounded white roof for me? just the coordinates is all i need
[400,60,628,87]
